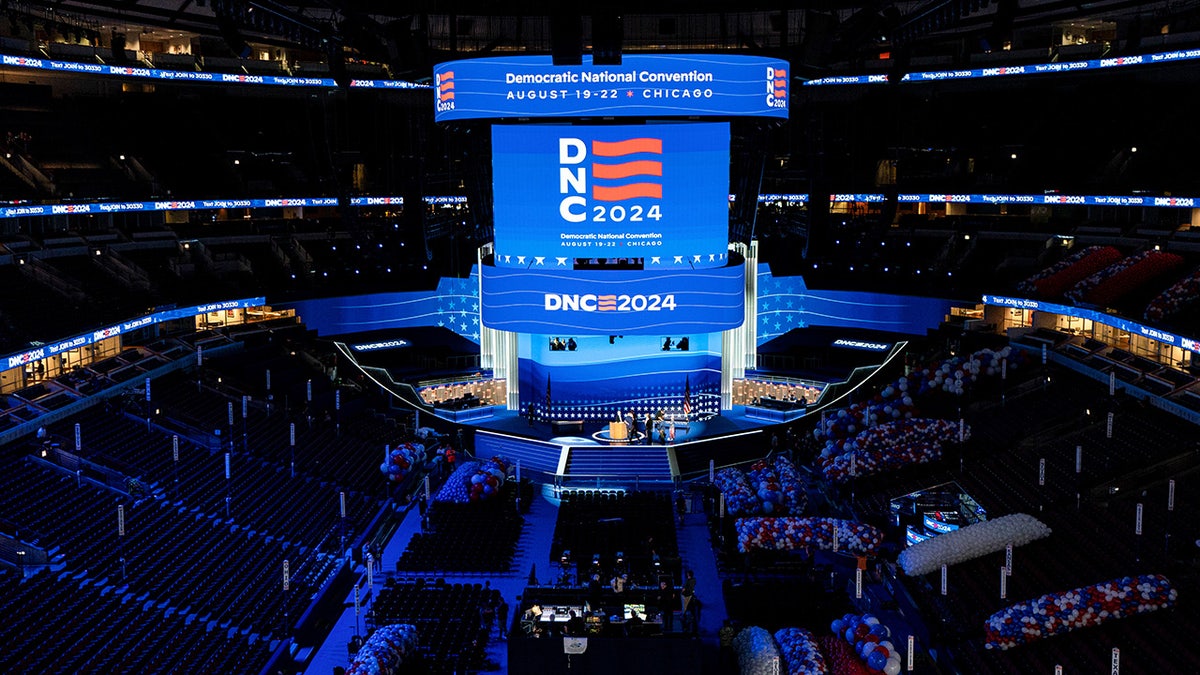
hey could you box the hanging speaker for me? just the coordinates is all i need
[592,11,623,66]
[551,13,583,66]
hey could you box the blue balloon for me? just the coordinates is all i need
[831,619,845,634]
[868,650,887,670]
[379,463,390,474]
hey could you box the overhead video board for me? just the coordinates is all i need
[491,123,730,267]
[480,264,745,335]
[433,54,789,121]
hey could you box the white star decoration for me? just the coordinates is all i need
[650,256,661,265]
[674,256,684,264]
[556,257,568,266]
[534,257,545,266]
[517,256,526,265]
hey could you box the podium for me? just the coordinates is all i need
[608,421,628,441]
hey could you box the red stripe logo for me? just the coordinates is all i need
[590,138,663,203]
[438,71,455,102]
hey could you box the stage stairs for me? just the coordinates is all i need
[563,444,674,485]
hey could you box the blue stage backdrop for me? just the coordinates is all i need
[491,123,730,267]
[281,273,482,343]
[433,54,789,121]
[279,265,960,349]
[519,334,720,421]
[756,265,963,341]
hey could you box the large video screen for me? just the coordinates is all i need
[492,123,730,268]
[433,54,789,121]
[518,334,720,421]
[480,263,745,335]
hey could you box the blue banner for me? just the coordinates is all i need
[0,197,338,219]
[802,47,1200,87]
[981,294,1200,354]
[0,53,428,90]
[3,296,265,369]
[757,267,959,342]
[8,191,1200,220]
[492,124,730,267]
[433,54,789,121]
[480,263,745,335]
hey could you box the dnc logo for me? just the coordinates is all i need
[767,66,787,109]
[435,71,455,112]
[558,136,664,224]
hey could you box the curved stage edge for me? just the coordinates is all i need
[452,407,798,486]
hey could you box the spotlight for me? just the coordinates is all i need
[1130,147,1138,153]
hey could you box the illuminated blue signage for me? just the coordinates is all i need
[491,124,730,268]
[0,52,428,90]
[906,525,930,546]
[0,197,337,219]
[981,294,1200,354]
[480,264,745,335]
[433,54,789,121]
[832,338,891,352]
[924,514,960,534]
[802,47,1200,87]
[351,339,410,352]
[2,297,265,369]
[8,192,1200,220]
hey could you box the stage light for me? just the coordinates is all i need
[233,159,240,165]
[1010,153,1017,159]
[1131,147,1138,153]
[964,234,971,240]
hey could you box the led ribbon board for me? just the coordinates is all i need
[491,123,730,267]
[480,264,745,335]
[433,54,789,121]
[982,294,1200,354]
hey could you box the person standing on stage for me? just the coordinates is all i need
[657,579,677,633]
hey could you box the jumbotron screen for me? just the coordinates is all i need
[491,123,730,269]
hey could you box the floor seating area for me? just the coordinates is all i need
[396,491,525,574]
[367,578,498,675]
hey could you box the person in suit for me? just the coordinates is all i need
[565,609,586,636]
[656,580,676,633]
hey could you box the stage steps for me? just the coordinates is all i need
[563,445,674,484]
[474,430,565,480]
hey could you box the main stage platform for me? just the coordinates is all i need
[457,406,796,488]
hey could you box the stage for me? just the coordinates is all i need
[456,406,799,486]
[465,407,775,445]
